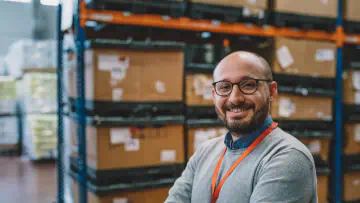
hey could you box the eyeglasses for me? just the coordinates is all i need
[212,78,272,96]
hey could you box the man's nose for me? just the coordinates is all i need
[228,84,245,105]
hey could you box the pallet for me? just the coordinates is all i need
[70,157,183,187]
[271,12,336,32]
[344,20,360,34]
[189,2,269,25]
[186,106,217,119]
[87,0,186,18]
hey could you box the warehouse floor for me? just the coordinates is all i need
[0,157,57,203]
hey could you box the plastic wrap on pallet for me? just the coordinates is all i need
[4,40,57,77]
[23,114,57,160]
[0,76,17,115]
[0,116,19,145]
[21,73,57,113]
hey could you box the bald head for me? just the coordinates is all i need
[213,51,273,82]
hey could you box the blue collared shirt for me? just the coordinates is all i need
[224,115,274,150]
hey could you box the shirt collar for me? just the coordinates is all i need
[224,115,273,150]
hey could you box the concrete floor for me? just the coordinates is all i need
[0,157,57,203]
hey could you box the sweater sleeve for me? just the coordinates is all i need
[164,148,199,203]
[249,149,318,203]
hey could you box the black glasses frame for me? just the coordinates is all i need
[212,78,272,96]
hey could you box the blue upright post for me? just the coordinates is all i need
[335,0,343,202]
[75,2,88,203]
[56,3,65,203]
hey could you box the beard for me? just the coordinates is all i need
[215,98,270,135]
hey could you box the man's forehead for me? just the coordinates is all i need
[214,53,265,80]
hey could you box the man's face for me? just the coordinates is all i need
[212,53,275,134]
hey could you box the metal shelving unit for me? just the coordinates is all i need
[56,0,350,202]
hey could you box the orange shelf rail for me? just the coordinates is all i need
[82,7,360,44]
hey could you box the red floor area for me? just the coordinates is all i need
[0,157,57,203]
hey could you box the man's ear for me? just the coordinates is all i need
[269,81,278,101]
[212,88,216,104]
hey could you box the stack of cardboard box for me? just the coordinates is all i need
[344,0,360,33]
[270,37,336,203]
[0,77,19,155]
[68,39,186,203]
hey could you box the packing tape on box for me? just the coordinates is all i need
[112,88,124,101]
[278,98,296,117]
[352,71,360,90]
[155,80,166,94]
[113,198,128,203]
[110,128,132,144]
[276,46,294,69]
[161,149,176,162]
[354,125,360,142]
[315,49,335,62]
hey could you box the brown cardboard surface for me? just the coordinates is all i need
[344,124,360,155]
[344,171,360,201]
[68,49,184,102]
[317,175,328,203]
[273,0,337,18]
[273,37,336,78]
[72,182,170,203]
[298,138,330,162]
[187,127,226,160]
[271,94,333,120]
[344,0,360,21]
[190,0,267,9]
[70,120,185,170]
[186,74,214,106]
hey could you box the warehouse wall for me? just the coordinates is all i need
[0,1,56,56]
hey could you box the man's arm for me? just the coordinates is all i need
[164,150,199,203]
[250,149,317,203]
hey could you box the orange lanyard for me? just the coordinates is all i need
[211,122,278,203]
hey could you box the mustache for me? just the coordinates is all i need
[225,102,254,110]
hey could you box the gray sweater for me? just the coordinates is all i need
[165,127,318,203]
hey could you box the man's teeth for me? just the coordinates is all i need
[230,108,247,113]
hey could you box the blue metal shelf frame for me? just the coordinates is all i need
[56,4,65,203]
[334,0,343,202]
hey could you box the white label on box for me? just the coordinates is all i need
[203,87,213,100]
[110,128,132,144]
[112,88,124,101]
[354,125,360,142]
[353,179,360,186]
[125,139,140,151]
[243,7,250,17]
[248,0,256,5]
[155,80,166,93]
[276,46,294,69]
[355,92,360,104]
[98,55,129,71]
[320,0,328,5]
[315,49,335,62]
[161,150,176,162]
[308,140,321,154]
[352,71,360,90]
[111,68,127,81]
[343,72,349,80]
[194,130,208,152]
[279,98,296,117]
[113,198,128,203]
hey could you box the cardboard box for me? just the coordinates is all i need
[298,137,330,162]
[343,70,360,104]
[273,37,336,78]
[72,182,171,203]
[273,0,337,18]
[271,94,333,120]
[317,175,328,203]
[344,0,360,21]
[71,121,185,170]
[186,74,214,106]
[68,47,184,102]
[190,0,267,9]
[0,77,17,115]
[187,127,226,159]
[344,171,360,201]
[344,124,360,155]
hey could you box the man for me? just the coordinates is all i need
[165,51,318,203]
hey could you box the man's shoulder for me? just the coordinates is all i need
[264,127,315,164]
